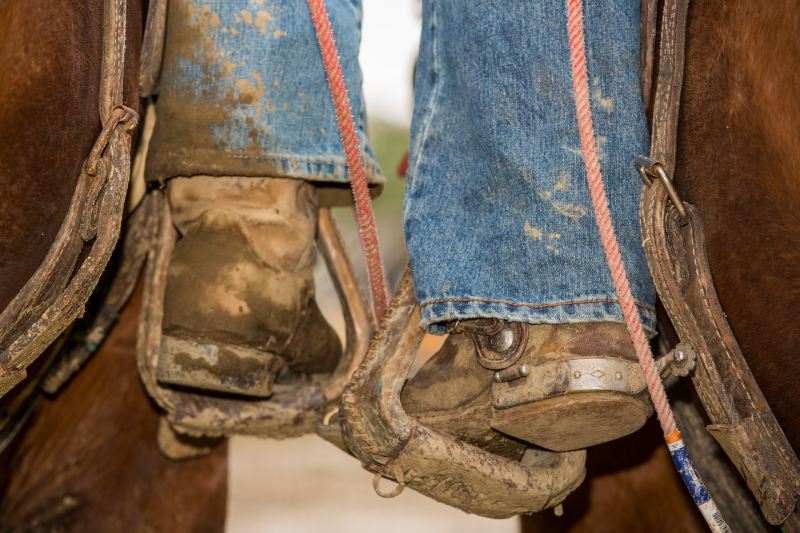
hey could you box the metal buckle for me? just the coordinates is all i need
[635,155,688,222]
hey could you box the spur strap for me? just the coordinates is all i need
[139,0,168,97]
[639,0,800,527]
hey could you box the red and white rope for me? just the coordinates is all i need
[307,0,389,322]
[565,0,676,436]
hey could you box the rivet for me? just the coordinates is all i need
[573,370,581,379]
[494,364,530,383]
[488,327,514,353]
[615,371,623,380]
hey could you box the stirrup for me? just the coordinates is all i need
[137,191,371,441]
[330,267,586,518]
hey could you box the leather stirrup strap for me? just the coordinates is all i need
[0,0,139,396]
[639,0,800,527]
[140,0,168,97]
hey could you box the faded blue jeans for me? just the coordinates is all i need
[151,0,656,334]
[406,0,655,332]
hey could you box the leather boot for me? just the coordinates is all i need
[159,176,342,397]
[401,332,528,460]
[402,321,652,452]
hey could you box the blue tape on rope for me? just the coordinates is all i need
[668,439,710,505]
[668,438,731,533]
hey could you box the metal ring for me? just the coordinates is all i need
[652,164,688,222]
[634,155,656,186]
[372,470,405,498]
[322,407,338,426]
[634,156,688,222]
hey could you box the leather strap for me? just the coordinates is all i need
[0,0,139,396]
[139,0,167,97]
[39,0,171,392]
[641,189,800,526]
[648,0,689,174]
[639,0,658,113]
[40,195,156,394]
[639,0,800,527]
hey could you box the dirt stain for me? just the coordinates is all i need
[255,10,274,34]
[241,9,253,25]
[592,78,614,112]
[524,222,562,255]
[531,168,588,221]
[524,222,544,240]
[235,71,264,113]
[544,244,561,255]
[553,169,571,192]
[551,201,587,220]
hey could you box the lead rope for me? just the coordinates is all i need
[565,1,729,531]
[307,0,389,323]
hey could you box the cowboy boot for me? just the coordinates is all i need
[400,331,528,460]
[158,176,342,397]
[402,320,652,452]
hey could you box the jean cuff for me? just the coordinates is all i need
[146,148,385,186]
[420,296,657,337]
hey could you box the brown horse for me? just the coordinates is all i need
[2,0,797,531]
[0,286,227,532]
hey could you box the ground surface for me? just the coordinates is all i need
[227,435,518,533]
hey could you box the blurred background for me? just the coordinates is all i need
[225,1,518,532]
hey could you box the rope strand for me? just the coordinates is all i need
[307,0,389,322]
[565,0,675,436]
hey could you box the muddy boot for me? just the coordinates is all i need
[157,176,342,397]
[400,332,528,460]
[402,321,652,452]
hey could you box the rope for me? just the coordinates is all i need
[565,1,728,531]
[306,0,389,322]
[566,0,675,437]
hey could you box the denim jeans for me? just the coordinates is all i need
[147,0,383,187]
[405,0,655,333]
[152,0,656,333]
